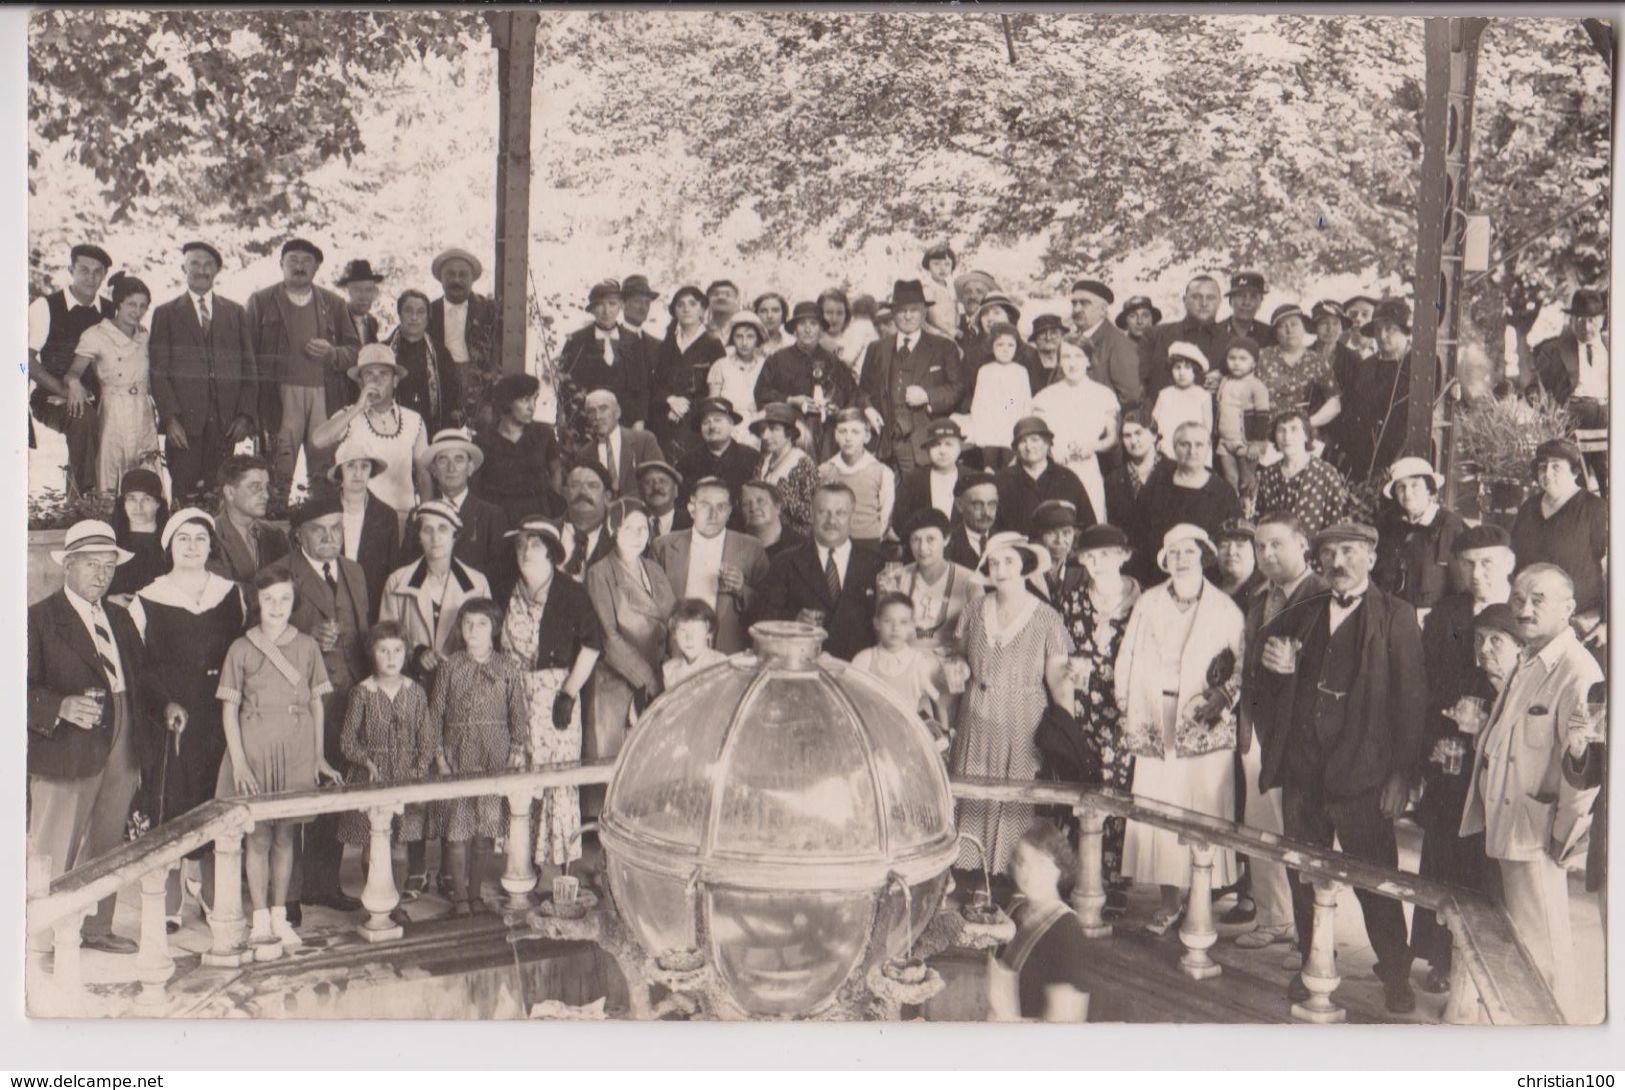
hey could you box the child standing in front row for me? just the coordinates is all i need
[336,621,434,918]
[428,598,529,916]
[820,408,895,545]
[217,568,343,958]
[663,598,729,690]
[967,322,1034,471]
[1215,337,1271,505]
[1152,342,1214,465]
[851,593,950,754]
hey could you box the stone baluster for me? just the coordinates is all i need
[1177,837,1221,980]
[203,827,249,967]
[1444,954,1483,1025]
[359,805,405,942]
[42,908,91,1014]
[1291,877,1346,1023]
[25,857,54,988]
[501,789,539,908]
[1069,804,1112,938]
[135,865,176,1006]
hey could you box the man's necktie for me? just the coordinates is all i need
[89,604,124,692]
[601,440,617,492]
[323,562,339,598]
[566,534,586,578]
[197,297,211,338]
[1333,592,1362,609]
[1265,585,1288,623]
[824,551,842,601]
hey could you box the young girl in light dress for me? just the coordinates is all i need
[966,323,1034,471]
[217,568,343,957]
[851,593,950,754]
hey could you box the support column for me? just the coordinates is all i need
[1069,804,1111,938]
[358,806,404,943]
[204,828,249,967]
[135,866,176,1006]
[46,908,91,1010]
[1292,877,1346,1023]
[502,789,539,908]
[488,10,540,379]
[1177,838,1222,980]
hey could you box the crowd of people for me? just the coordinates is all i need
[25,237,1608,1022]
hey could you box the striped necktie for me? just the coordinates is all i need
[824,549,842,600]
[89,603,125,693]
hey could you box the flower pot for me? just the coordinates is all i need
[1478,476,1528,530]
[28,530,66,606]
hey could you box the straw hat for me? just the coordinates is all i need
[51,520,133,565]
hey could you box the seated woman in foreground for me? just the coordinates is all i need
[991,822,1091,1022]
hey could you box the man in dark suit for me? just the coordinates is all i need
[1250,521,1425,1014]
[262,497,368,915]
[427,247,499,427]
[1341,299,1414,486]
[945,470,1000,569]
[1139,274,1226,405]
[27,521,173,955]
[755,482,886,661]
[1218,270,1276,354]
[1067,279,1143,409]
[619,274,665,359]
[994,416,1094,538]
[246,238,362,491]
[336,258,383,347]
[1528,288,1608,490]
[650,477,770,654]
[675,398,756,512]
[582,388,664,498]
[148,241,259,502]
[208,454,289,585]
[559,280,651,428]
[559,461,617,583]
[859,279,964,472]
[894,419,967,536]
[408,427,510,578]
[636,460,692,541]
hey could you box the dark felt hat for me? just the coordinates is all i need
[620,274,659,300]
[1032,499,1081,532]
[1311,299,1346,323]
[923,419,964,448]
[691,397,743,428]
[1216,517,1257,542]
[1070,279,1115,305]
[785,300,827,331]
[1311,520,1379,551]
[1228,271,1266,296]
[885,279,933,308]
[288,492,344,529]
[1010,415,1054,444]
[1270,303,1308,330]
[750,401,805,439]
[1030,313,1067,339]
[566,457,615,491]
[71,243,113,269]
[336,258,383,286]
[1115,295,1163,329]
[1362,298,1411,337]
[281,238,324,264]
[181,241,223,267]
[1473,603,1523,642]
[1075,523,1130,553]
[586,278,623,309]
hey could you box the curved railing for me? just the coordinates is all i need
[25,765,1562,1025]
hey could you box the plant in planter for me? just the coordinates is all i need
[1452,389,1572,522]
[27,488,116,531]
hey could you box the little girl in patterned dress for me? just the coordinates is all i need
[428,598,529,915]
[336,621,434,918]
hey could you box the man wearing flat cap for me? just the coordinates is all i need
[857,279,965,472]
[1219,270,1276,352]
[1340,297,1414,484]
[1408,523,1514,994]
[427,248,499,427]
[560,279,651,429]
[675,397,755,517]
[1252,519,1426,1015]
[148,241,259,501]
[28,242,115,494]
[994,416,1094,538]
[1139,274,1228,405]
[336,259,384,347]
[1529,288,1608,491]
[1066,279,1142,408]
[945,469,1001,568]
[247,238,362,491]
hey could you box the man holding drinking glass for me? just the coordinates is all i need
[28,520,178,957]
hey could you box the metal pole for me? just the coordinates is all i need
[1410,17,1487,504]
[490,11,540,378]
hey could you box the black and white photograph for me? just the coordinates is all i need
[13,3,1619,1049]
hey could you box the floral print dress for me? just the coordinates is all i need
[1058,576,1142,883]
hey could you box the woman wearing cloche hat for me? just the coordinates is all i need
[1373,455,1468,611]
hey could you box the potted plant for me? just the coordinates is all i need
[28,489,117,605]
[1452,390,1572,527]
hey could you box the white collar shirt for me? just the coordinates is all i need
[686,529,728,608]
[928,468,958,518]
[817,538,854,588]
[64,585,126,693]
[443,299,469,363]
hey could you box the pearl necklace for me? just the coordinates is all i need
[363,403,403,438]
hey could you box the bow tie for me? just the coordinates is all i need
[1332,592,1363,609]
[595,327,618,342]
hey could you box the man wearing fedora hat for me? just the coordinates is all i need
[1220,270,1276,352]
[406,427,510,578]
[1252,520,1425,1014]
[28,520,169,957]
[1066,279,1143,409]
[619,273,665,376]
[336,258,384,347]
[427,248,499,427]
[560,279,651,429]
[857,279,965,473]
[1373,456,1468,611]
[635,460,691,541]
[247,238,363,490]
[1530,288,1608,491]
[148,240,259,502]
[994,416,1094,538]
[675,397,755,516]
[1139,274,1228,405]
[1341,297,1414,484]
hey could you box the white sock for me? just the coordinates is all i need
[251,908,271,935]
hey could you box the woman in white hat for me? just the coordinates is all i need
[707,311,771,444]
[328,439,401,618]
[1373,455,1467,611]
[1113,523,1243,935]
[951,531,1075,887]
[128,508,247,929]
[311,343,430,530]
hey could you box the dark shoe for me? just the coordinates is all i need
[285,901,303,927]
[449,900,474,919]
[1384,976,1417,1015]
[1420,965,1450,995]
[437,873,457,899]
[306,891,364,912]
[1287,973,1312,1004]
[81,933,139,955]
[389,908,412,928]
[1219,898,1257,926]
[400,874,428,903]
[165,919,181,936]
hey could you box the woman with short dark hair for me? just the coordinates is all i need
[388,289,461,434]
[473,372,563,523]
[1252,409,1351,538]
